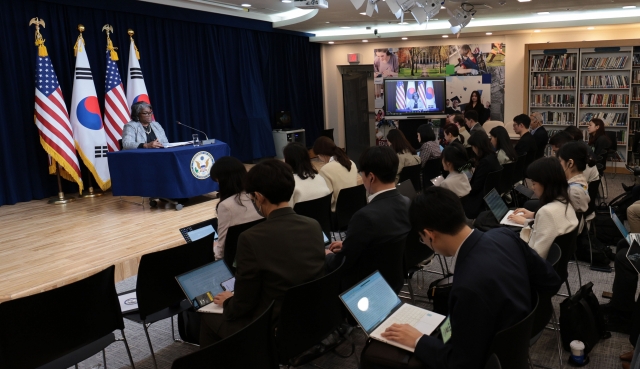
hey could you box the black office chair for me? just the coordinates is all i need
[333,184,367,236]
[552,226,580,297]
[118,139,123,150]
[484,354,502,369]
[123,234,215,369]
[224,218,266,274]
[294,193,332,238]
[482,168,504,199]
[421,159,443,190]
[488,293,539,369]
[396,179,418,201]
[401,230,436,304]
[497,162,517,197]
[321,128,335,142]
[530,243,563,369]
[398,164,422,192]
[171,302,278,369]
[511,153,528,206]
[0,266,136,369]
[276,259,346,366]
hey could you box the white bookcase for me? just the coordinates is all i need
[631,47,640,164]
[529,46,633,167]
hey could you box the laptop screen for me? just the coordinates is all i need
[611,207,629,239]
[187,225,218,242]
[179,218,219,242]
[175,260,233,309]
[340,271,401,334]
[484,188,508,221]
[323,232,330,245]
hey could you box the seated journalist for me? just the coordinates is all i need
[199,159,326,347]
[379,187,562,369]
[121,101,169,150]
[326,145,411,293]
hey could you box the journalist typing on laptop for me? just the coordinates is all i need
[372,187,561,368]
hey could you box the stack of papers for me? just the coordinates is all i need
[163,141,192,148]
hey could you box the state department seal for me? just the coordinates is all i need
[191,151,215,179]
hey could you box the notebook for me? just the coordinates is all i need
[175,260,234,314]
[627,241,640,275]
[610,207,640,245]
[339,271,445,352]
[483,188,525,228]
[179,218,219,243]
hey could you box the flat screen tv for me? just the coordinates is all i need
[384,78,446,119]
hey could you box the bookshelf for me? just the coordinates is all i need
[528,46,635,167]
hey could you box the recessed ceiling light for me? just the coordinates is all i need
[281,0,292,2]
[340,26,351,28]
[442,35,448,38]
[362,40,368,42]
[537,11,549,14]
[440,5,446,9]
[399,22,409,25]
[325,22,330,23]
[518,0,531,2]
[328,41,334,44]
[486,32,493,35]
[587,26,594,30]
[360,12,366,15]
[623,5,636,9]
[534,29,541,32]
[402,37,408,40]
[241,3,251,7]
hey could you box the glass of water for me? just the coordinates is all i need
[192,134,200,146]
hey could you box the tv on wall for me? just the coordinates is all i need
[384,78,446,119]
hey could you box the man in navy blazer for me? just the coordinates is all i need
[381,187,562,369]
[326,145,411,293]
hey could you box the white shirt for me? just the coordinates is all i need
[214,192,263,260]
[289,173,332,208]
[367,188,395,203]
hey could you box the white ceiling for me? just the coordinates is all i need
[142,0,640,42]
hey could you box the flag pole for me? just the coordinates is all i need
[48,162,75,204]
[78,171,103,197]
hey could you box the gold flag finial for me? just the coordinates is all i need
[127,28,140,60]
[29,17,48,57]
[102,24,119,61]
[74,24,85,56]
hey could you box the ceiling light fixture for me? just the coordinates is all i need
[402,37,408,40]
[360,12,367,14]
[281,0,292,2]
[241,3,251,7]
[534,29,541,32]
[623,5,636,9]
[442,35,449,37]
[340,26,351,28]
[486,32,492,35]
[587,26,594,30]
[349,0,445,26]
[448,3,475,34]
[328,41,334,44]
[517,0,531,2]
[537,11,550,14]
[399,21,409,24]
[362,39,369,42]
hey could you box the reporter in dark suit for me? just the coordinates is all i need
[380,187,562,369]
[464,131,501,219]
[326,146,411,293]
[199,160,326,347]
[530,112,549,159]
[513,114,537,165]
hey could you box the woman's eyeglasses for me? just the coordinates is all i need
[139,111,153,116]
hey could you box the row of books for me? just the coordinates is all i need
[580,128,626,144]
[633,69,640,84]
[531,94,575,107]
[633,53,640,67]
[540,111,575,125]
[531,54,577,72]
[633,104,640,117]
[579,112,628,126]
[579,93,629,107]
[580,75,629,89]
[633,87,640,101]
[531,75,575,89]
[630,121,640,131]
[581,56,628,70]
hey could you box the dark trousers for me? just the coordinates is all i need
[612,240,638,313]
[198,312,249,348]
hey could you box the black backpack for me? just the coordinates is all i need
[428,275,453,315]
[559,282,610,354]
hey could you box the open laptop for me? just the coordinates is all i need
[484,188,525,228]
[323,231,331,247]
[610,206,640,245]
[175,260,234,314]
[396,179,417,201]
[627,241,640,274]
[339,271,445,352]
[179,218,219,243]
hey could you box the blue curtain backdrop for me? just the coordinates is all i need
[0,0,323,206]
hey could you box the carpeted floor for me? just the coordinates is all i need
[72,172,640,369]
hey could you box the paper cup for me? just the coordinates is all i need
[570,340,585,364]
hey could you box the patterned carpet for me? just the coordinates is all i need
[73,173,640,369]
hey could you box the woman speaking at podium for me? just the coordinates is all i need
[121,102,169,150]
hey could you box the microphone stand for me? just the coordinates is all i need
[176,121,215,145]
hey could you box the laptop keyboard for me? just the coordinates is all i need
[374,305,426,334]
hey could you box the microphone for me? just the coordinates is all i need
[176,121,215,144]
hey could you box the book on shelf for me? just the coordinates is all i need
[579,112,627,126]
[581,56,628,70]
[633,69,640,84]
[579,93,629,107]
[532,93,575,107]
[580,75,629,89]
[532,74,575,89]
[633,53,640,67]
[580,128,626,144]
[633,86,640,100]
[541,111,575,125]
[531,54,576,71]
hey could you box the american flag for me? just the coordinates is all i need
[418,81,427,109]
[34,55,83,190]
[396,81,406,110]
[103,50,129,152]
